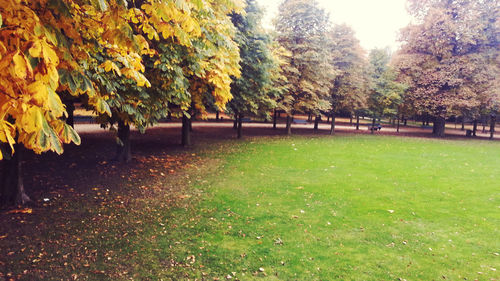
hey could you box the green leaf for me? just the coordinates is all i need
[48,126,63,154]
[63,123,81,145]
[96,99,112,116]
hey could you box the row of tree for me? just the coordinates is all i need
[1,0,499,205]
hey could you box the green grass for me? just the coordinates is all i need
[154,135,500,280]
[4,135,499,280]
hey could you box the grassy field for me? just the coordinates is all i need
[143,135,499,280]
[2,135,499,280]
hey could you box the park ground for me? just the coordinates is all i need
[0,118,499,280]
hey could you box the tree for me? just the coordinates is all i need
[395,0,500,137]
[367,48,406,134]
[96,0,243,155]
[0,0,152,204]
[275,0,334,135]
[327,24,368,135]
[0,0,243,204]
[228,0,277,139]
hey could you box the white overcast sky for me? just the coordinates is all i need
[256,0,412,51]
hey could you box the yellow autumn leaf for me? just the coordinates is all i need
[12,51,28,79]
[28,80,49,106]
[41,40,59,65]
[29,39,42,58]
[0,120,16,154]
[20,106,44,134]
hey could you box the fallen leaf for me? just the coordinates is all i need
[6,208,32,214]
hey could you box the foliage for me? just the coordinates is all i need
[0,0,161,158]
[368,48,406,119]
[275,0,334,115]
[0,0,245,159]
[227,0,278,119]
[395,0,500,119]
[94,0,244,132]
[328,24,369,115]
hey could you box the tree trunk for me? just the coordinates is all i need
[216,111,220,121]
[286,115,292,135]
[472,120,478,137]
[330,113,336,135]
[1,144,31,206]
[327,116,330,123]
[432,116,446,137]
[233,114,238,130]
[397,115,400,133]
[115,120,132,162]
[371,118,376,134]
[461,117,465,131]
[314,116,320,131]
[356,114,360,130]
[64,100,75,128]
[182,114,191,146]
[349,116,353,126]
[403,116,407,126]
[482,115,487,133]
[273,109,278,130]
[490,115,496,140]
[167,111,172,120]
[308,113,312,122]
[237,114,243,139]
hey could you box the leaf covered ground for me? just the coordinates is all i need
[1,123,499,280]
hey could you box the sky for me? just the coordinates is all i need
[256,0,413,51]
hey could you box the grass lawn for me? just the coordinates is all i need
[2,134,499,280]
[143,135,500,280]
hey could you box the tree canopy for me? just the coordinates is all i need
[275,0,335,134]
[395,0,500,136]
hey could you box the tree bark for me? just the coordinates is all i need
[371,118,376,134]
[182,114,191,146]
[461,117,465,131]
[273,109,278,130]
[490,115,496,139]
[216,111,220,121]
[432,116,446,137]
[356,114,360,130]
[115,120,132,162]
[330,113,336,135]
[1,144,31,206]
[286,115,292,135]
[397,115,400,133]
[233,114,238,130]
[237,114,243,139]
[314,116,320,131]
[472,119,478,137]
[308,113,312,122]
[349,116,353,126]
[482,115,487,133]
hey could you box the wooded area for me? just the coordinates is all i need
[0,0,499,204]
